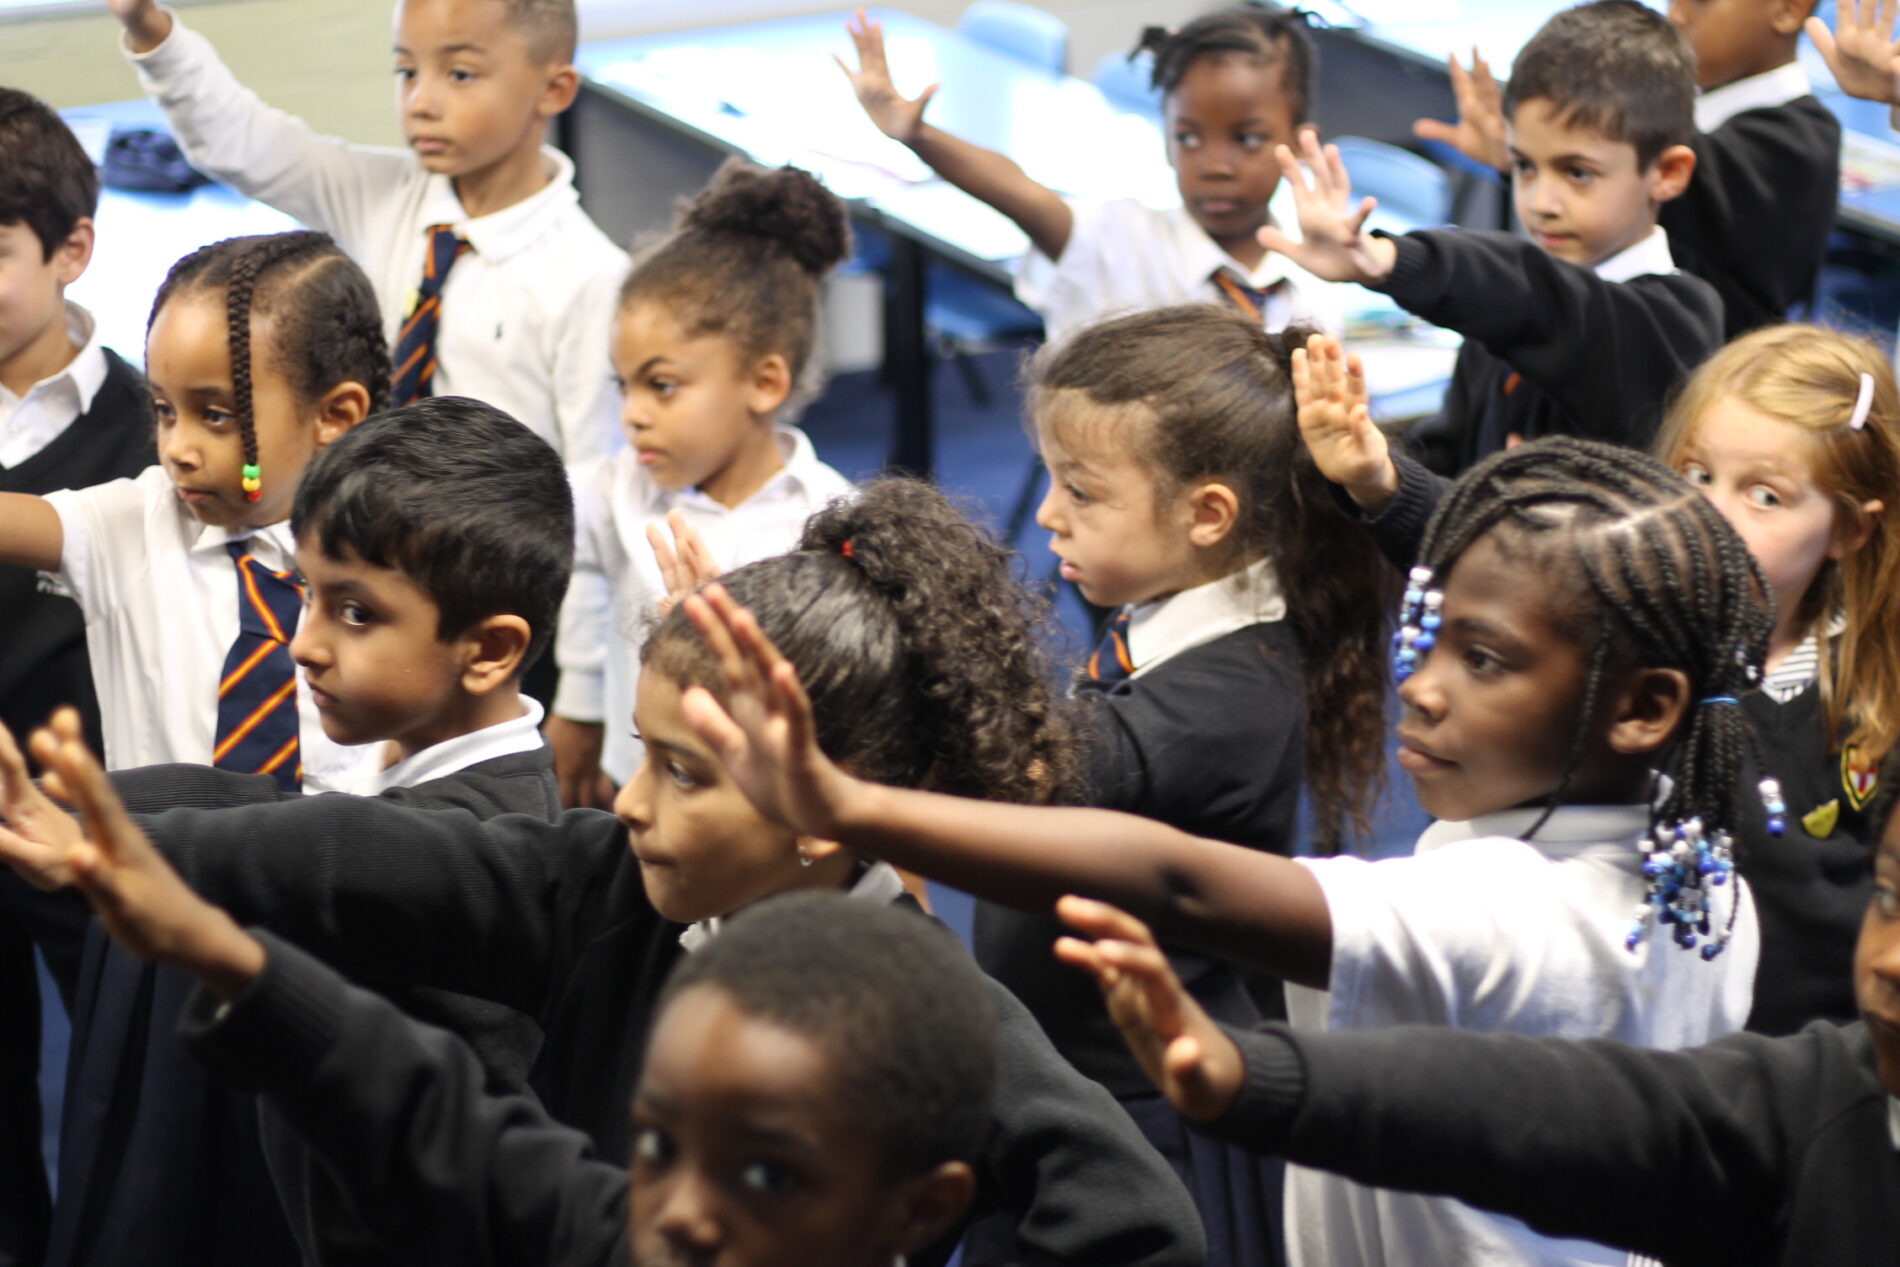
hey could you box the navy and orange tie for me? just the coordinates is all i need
[214,541,304,793]
[1086,610,1135,685]
[1212,269,1286,324]
[390,223,471,406]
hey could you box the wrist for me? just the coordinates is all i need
[1346,458,1400,516]
[123,3,174,53]
[176,912,267,1003]
[1364,235,1399,283]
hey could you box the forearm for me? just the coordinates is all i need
[908,125,1073,260]
[833,783,1331,987]
[0,494,62,575]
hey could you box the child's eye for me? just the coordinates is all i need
[631,1126,674,1168]
[666,760,698,789]
[1875,884,1898,920]
[1064,482,1091,506]
[1511,158,1534,177]
[340,602,375,627]
[1462,647,1502,675]
[1680,463,1713,487]
[1173,131,1201,150]
[739,1160,799,1195]
[1566,166,1594,183]
[204,408,236,429]
[394,66,415,81]
[151,399,176,423]
[1746,486,1784,509]
[1238,132,1268,151]
[648,378,678,399]
[449,68,476,83]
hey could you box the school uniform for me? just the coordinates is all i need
[131,795,1209,1267]
[1279,802,1760,1267]
[126,11,628,463]
[1386,226,1724,474]
[553,428,853,783]
[1209,1017,1898,1267]
[0,303,150,1267]
[976,559,1297,1264]
[50,708,556,1267]
[1015,186,1346,345]
[1664,62,1841,338]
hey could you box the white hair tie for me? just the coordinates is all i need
[1849,371,1876,432]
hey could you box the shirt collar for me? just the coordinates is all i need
[1695,61,1812,132]
[351,698,546,796]
[1,302,108,416]
[679,860,906,952]
[417,148,581,264]
[1416,800,1653,857]
[189,516,299,572]
[646,427,826,517]
[1593,225,1677,284]
[1122,557,1286,678]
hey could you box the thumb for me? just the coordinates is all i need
[1804,18,1836,65]
[914,82,939,112]
[1411,117,1456,145]
[1256,224,1299,258]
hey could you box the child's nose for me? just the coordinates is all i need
[613,764,654,832]
[652,1171,723,1250]
[1033,485,1062,533]
[287,616,325,669]
[1396,651,1447,720]
[158,425,198,471]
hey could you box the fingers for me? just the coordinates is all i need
[48,730,141,865]
[1255,224,1298,259]
[679,684,748,764]
[647,521,682,593]
[1344,194,1377,239]
[1411,117,1456,146]
[0,720,34,813]
[1056,894,1161,950]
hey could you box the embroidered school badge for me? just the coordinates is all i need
[1803,799,1840,840]
[1843,743,1879,812]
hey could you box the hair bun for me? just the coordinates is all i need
[678,159,852,277]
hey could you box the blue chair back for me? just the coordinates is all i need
[958,0,1068,74]
[1093,49,1161,117]
[1329,136,1452,231]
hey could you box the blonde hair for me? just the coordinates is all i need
[1654,324,1900,761]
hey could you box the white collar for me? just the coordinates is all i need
[188,515,298,572]
[1593,225,1678,284]
[2,302,108,414]
[678,860,907,952]
[1416,800,1652,858]
[352,697,546,796]
[645,426,828,517]
[417,148,581,264]
[1120,557,1285,678]
[1695,61,1812,132]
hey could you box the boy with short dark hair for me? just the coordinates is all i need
[49,397,576,1267]
[1418,0,1838,339]
[0,85,152,1267]
[1271,0,1724,473]
[108,0,627,463]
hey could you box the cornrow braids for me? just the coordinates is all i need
[1416,437,1774,843]
[149,230,389,505]
[1140,5,1317,123]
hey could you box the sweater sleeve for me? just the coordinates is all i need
[143,798,640,1018]
[1360,453,1448,573]
[1210,1021,1827,1265]
[181,931,628,1267]
[110,763,290,813]
[1377,229,1722,450]
[126,11,414,251]
[971,978,1206,1267]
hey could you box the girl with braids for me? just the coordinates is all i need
[546,159,853,810]
[0,478,1206,1267]
[839,5,1343,345]
[0,229,385,788]
[668,436,1774,1267]
[983,303,1388,1267]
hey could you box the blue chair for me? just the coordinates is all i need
[958,0,1068,74]
[1330,136,1452,232]
[1093,49,1161,118]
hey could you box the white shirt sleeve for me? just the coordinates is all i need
[552,459,614,723]
[1014,196,1115,343]
[126,10,412,253]
[548,264,625,467]
[43,469,165,620]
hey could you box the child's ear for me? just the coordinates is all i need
[537,63,581,118]
[886,1161,977,1257]
[745,352,794,417]
[1605,666,1690,756]
[1646,144,1696,206]
[53,218,95,288]
[1183,480,1242,550]
[312,381,374,446]
[458,614,532,696]
[1830,497,1885,560]
[1770,0,1812,36]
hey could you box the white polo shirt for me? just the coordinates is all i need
[127,11,629,464]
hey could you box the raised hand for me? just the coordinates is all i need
[1411,49,1508,171]
[836,7,938,144]
[1809,0,1900,105]
[544,715,615,811]
[1293,333,1398,514]
[0,711,84,890]
[104,0,173,52]
[677,584,861,841]
[647,510,722,618]
[1053,896,1246,1123]
[1257,132,1398,286]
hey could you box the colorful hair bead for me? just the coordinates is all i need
[241,462,262,503]
[1392,565,1440,683]
[1626,816,1736,958]
[1759,776,1786,837]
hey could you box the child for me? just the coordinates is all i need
[50,397,576,1267]
[839,6,1342,345]
[1056,759,1900,1267]
[109,0,627,462]
[673,437,1779,1267]
[989,304,1390,1265]
[0,479,1205,1267]
[1270,0,1722,472]
[546,160,855,809]
[0,87,154,1265]
[1416,0,1838,338]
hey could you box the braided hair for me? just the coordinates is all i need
[1132,5,1317,123]
[1417,437,1774,840]
[149,231,389,505]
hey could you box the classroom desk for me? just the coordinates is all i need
[60,99,297,366]
[571,9,1460,469]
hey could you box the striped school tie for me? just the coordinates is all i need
[213,541,304,793]
[1211,268,1286,324]
[390,223,471,406]
[1085,610,1135,685]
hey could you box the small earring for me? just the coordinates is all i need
[797,849,813,868]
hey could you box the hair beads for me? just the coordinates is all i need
[1392,565,1441,683]
[1759,777,1786,837]
[1629,818,1737,960]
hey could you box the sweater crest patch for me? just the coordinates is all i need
[1843,743,1879,812]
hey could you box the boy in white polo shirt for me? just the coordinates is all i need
[109,0,628,463]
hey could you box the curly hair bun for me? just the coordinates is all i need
[679,159,852,277]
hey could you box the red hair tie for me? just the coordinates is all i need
[840,539,856,558]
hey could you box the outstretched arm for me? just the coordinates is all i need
[0,494,63,575]
[676,587,1334,988]
[837,8,1073,260]
[1256,132,1396,287]
[1809,0,1900,105]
